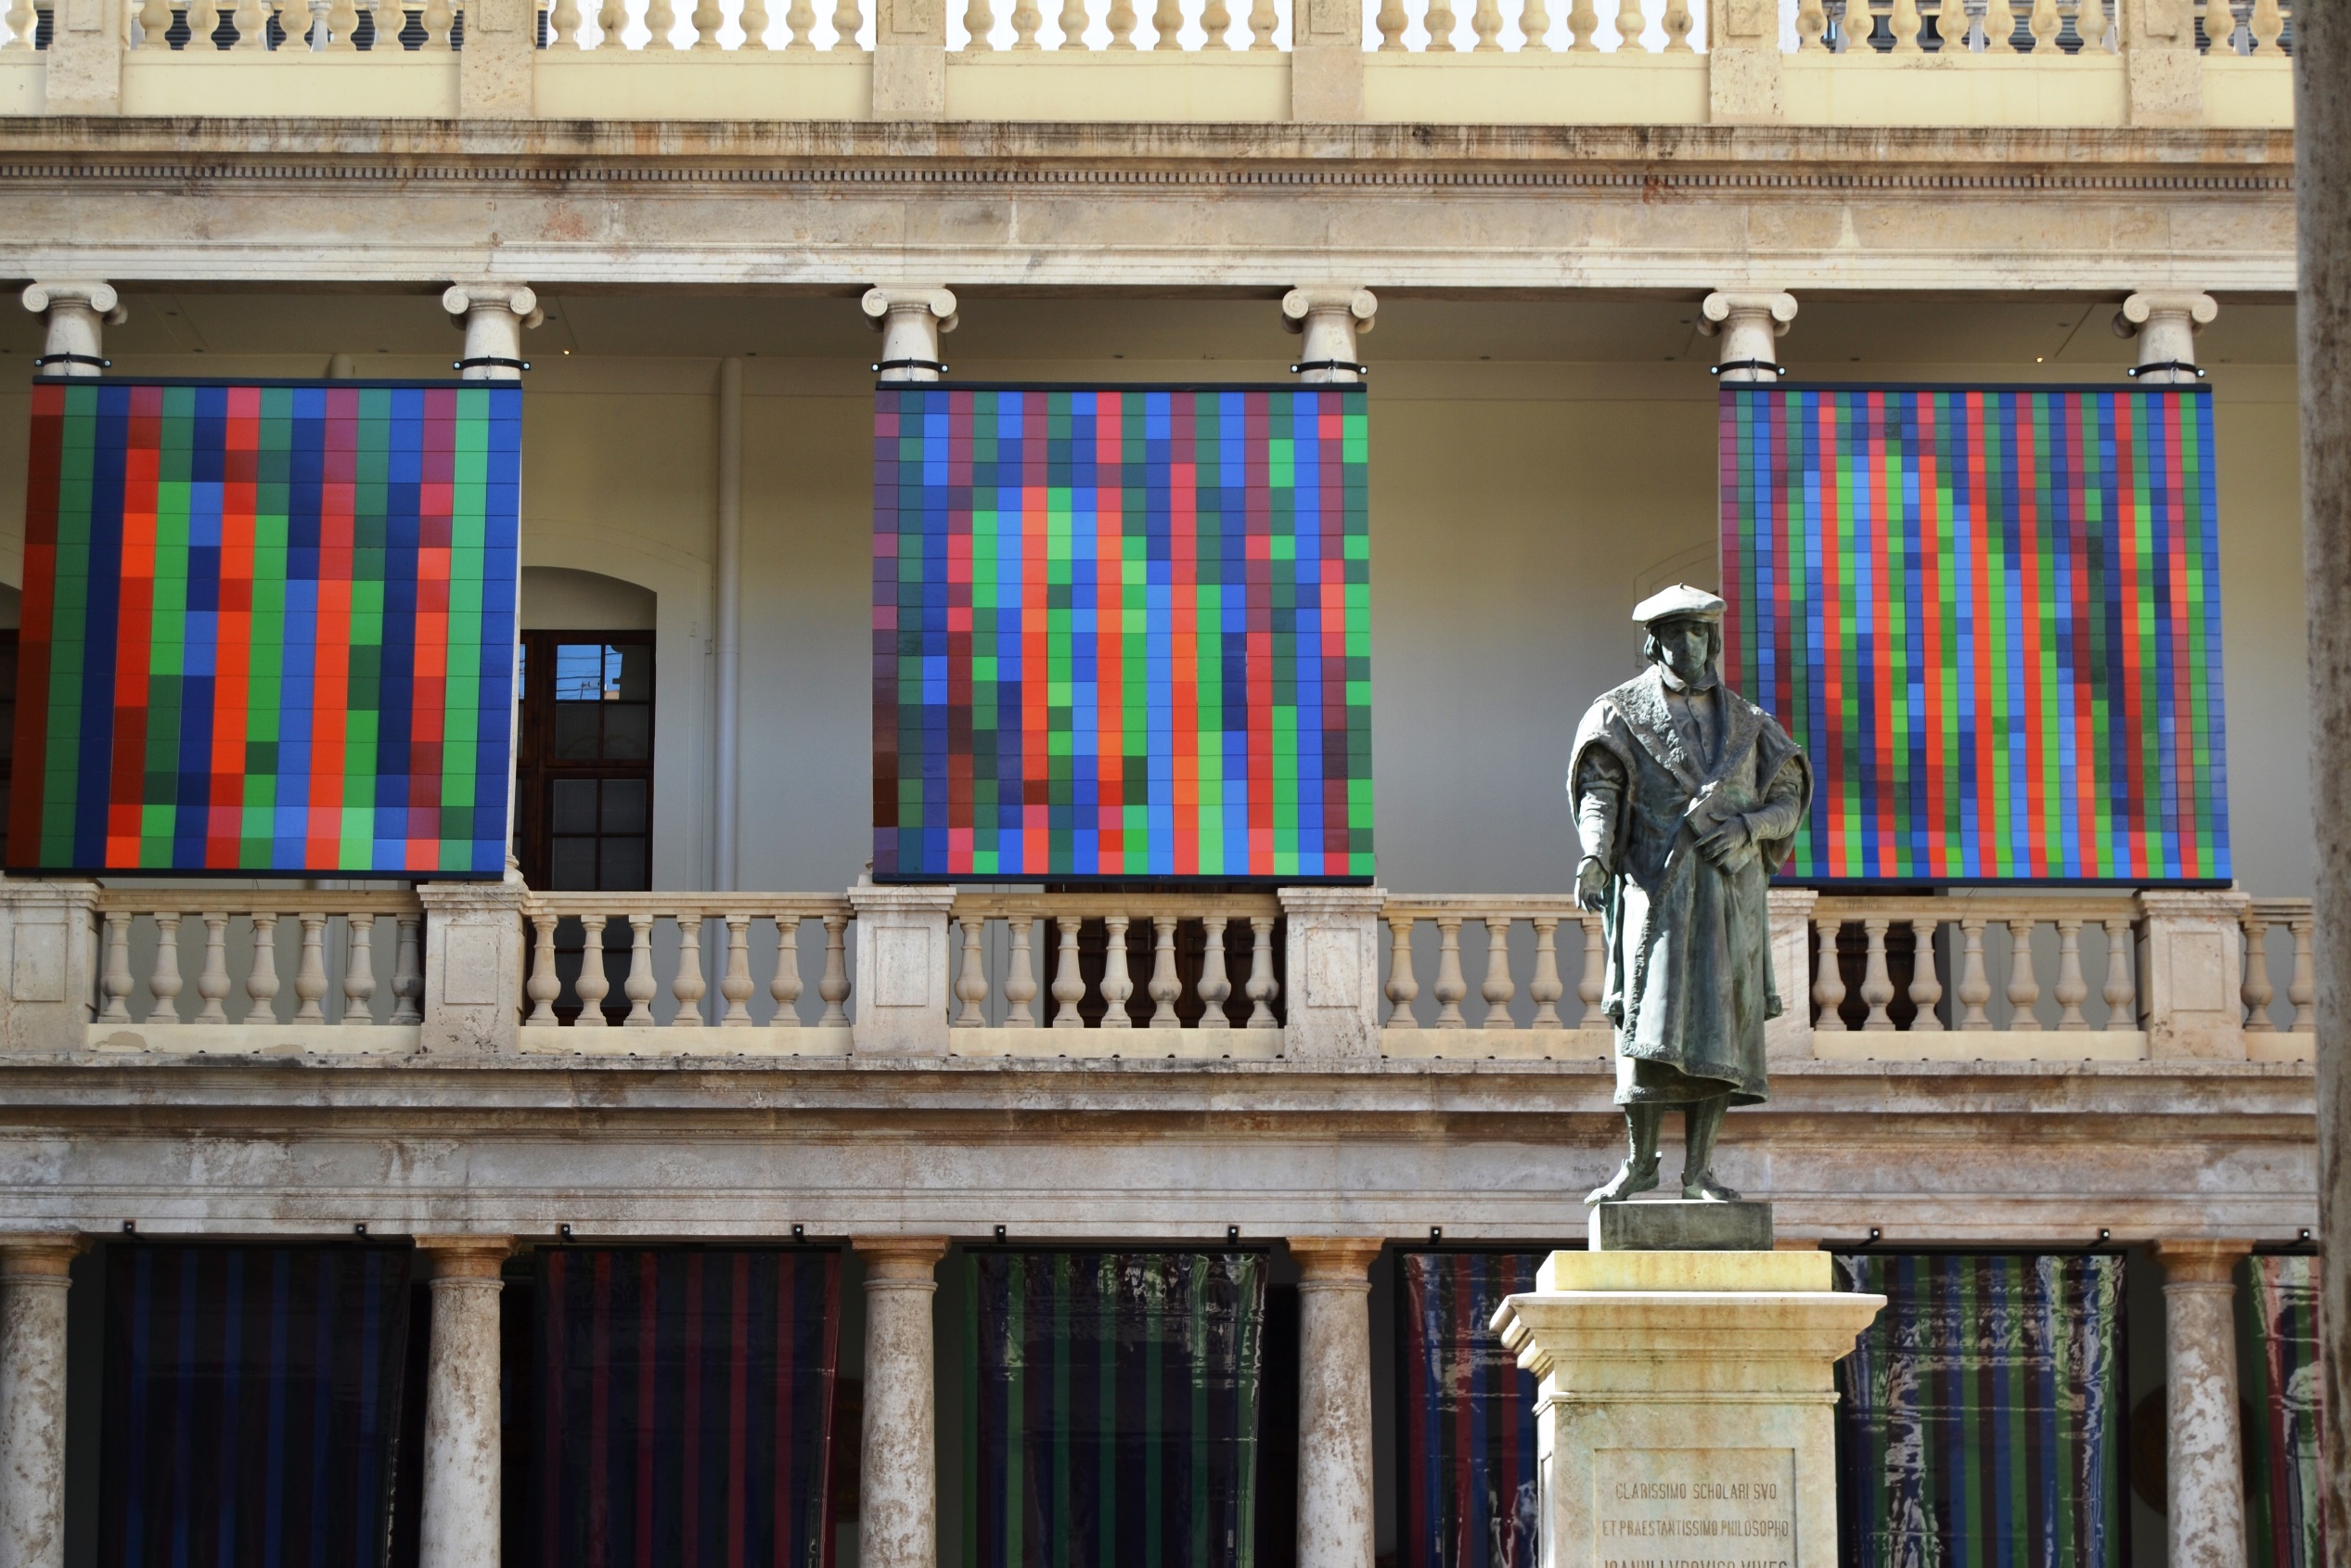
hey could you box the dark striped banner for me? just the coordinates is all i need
[2239,1253,2326,1568]
[963,1251,1265,1568]
[534,1249,841,1568]
[1395,1252,1540,1568]
[98,1243,414,1568]
[1835,1253,2126,1568]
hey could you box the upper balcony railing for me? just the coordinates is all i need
[0,0,2293,126]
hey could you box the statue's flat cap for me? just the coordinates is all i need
[1631,584,1727,624]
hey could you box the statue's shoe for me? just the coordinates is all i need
[1584,1160,1661,1206]
[1683,1174,1743,1202]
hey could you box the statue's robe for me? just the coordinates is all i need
[1569,667,1811,1107]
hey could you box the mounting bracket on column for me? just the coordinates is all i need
[455,355,532,373]
[873,357,949,376]
[2125,360,2205,379]
[1290,359,1368,378]
[1709,359,1784,379]
[32,353,109,370]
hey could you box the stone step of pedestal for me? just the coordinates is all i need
[1590,1197,1774,1252]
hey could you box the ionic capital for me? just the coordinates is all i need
[1701,289,1799,383]
[20,280,123,322]
[1282,286,1377,385]
[863,286,959,383]
[441,281,542,327]
[2113,290,2217,383]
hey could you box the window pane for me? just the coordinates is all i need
[552,705,602,761]
[611,644,652,703]
[551,778,599,834]
[550,837,597,891]
[601,778,649,834]
[603,705,650,761]
[598,837,647,890]
[553,644,611,702]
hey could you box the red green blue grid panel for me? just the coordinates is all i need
[873,386,1373,882]
[12,379,520,877]
[1720,385,2228,885]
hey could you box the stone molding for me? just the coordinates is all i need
[852,1235,952,1280]
[0,1236,88,1282]
[2152,1237,2253,1284]
[414,1235,519,1279]
[1287,1237,1384,1283]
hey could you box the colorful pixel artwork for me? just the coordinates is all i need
[1720,385,2228,885]
[13,379,520,876]
[873,385,1372,882]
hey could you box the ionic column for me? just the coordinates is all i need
[415,1235,517,1568]
[2152,1240,2252,1568]
[2114,290,2217,385]
[854,1236,951,1568]
[441,282,542,382]
[20,282,124,379]
[0,1235,85,1568]
[1700,289,1798,383]
[863,287,958,384]
[1289,1238,1382,1568]
[1282,286,1377,385]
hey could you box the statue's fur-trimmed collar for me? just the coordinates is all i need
[1605,665,1766,797]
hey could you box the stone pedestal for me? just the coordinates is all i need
[1591,1199,1774,1253]
[1492,1250,1883,1568]
[416,881,530,1055]
[1279,886,1383,1061]
[848,882,955,1056]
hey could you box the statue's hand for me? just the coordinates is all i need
[1576,857,1611,912]
[1695,814,1752,868]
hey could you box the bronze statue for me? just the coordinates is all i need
[1570,585,1813,1204]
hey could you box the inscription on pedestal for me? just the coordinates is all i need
[1593,1447,1797,1568]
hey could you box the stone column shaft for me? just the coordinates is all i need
[416,1236,515,1568]
[2152,1241,2251,1568]
[21,282,123,378]
[1700,289,1797,383]
[854,1237,950,1568]
[1282,287,1376,386]
[1290,1238,1381,1568]
[0,1237,84,1568]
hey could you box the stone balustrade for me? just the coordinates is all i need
[0,0,2293,124]
[0,877,2317,1068]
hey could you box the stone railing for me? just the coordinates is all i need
[0,877,2314,1067]
[0,0,2291,125]
[517,890,856,1055]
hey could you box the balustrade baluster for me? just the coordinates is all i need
[1244,916,1278,1031]
[714,912,752,1024]
[1937,0,1971,46]
[1199,915,1232,1030]
[2005,919,2041,1030]
[1104,0,1134,41]
[1099,915,1136,1029]
[547,0,581,44]
[99,913,135,1024]
[2024,0,2058,47]
[963,0,995,42]
[1004,915,1039,1027]
[817,913,851,1026]
[690,0,720,45]
[2053,918,2089,1030]
[1661,0,1691,46]
[1432,916,1468,1028]
[1794,0,1827,45]
[1150,0,1178,46]
[641,0,674,45]
[2102,918,2138,1029]
[1810,918,1846,1032]
[1887,0,1922,45]
[2077,0,2107,47]
[830,0,860,45]
[574,918,612,1026]
[525,912,561,1025]
[246,912,282,1024]
[291,912,328,1023]
[392,914,421,1024]
[1,0,32,47]
[1383,915,1420,1028]
[193,913,232,1025]
[597,0,629,45]
[2241,915,2277,1030]
[1051,917,1086,1027]
[1574,916,1604,1028]
[1199,0,1228,44]
[1148,916,1182,1027]
[1529,917,1564,1030]
[1906,920,1945,1031]
[1056,0,1085,44]
[1480,918,1516,1030]
[409,0,438,45]
[956,917,990,1026]
[1245,0,1271,45]
[1470,0,1500,48]
[769,916,805,1027]
[1518,0,1549,45]
[149,913,187,1022]
[1858,918,1895,1031]
[670,914,708,1026]
[1981,0,2013,47]
[340,915,378,1025]
[138,0,173,46]
[1423,0,1457,48]
[739,0,768,43]
[1375,0,1406,45]
[1954,918,1991,1028]
[232,0,269,46]
[1609,0,1640,49]
[2247,0,2280,49]
[623,913,658,1025]
[2289,918,2317,1031]
[1008,0,1038,43]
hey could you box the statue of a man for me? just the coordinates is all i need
[1571,585,1812,1205]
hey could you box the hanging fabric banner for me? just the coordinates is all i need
[2239,1253,2327,1568]
[963,1250,1265,1568]
[1395,1251,1541,1568]
[533,1248,841,1568]
[1834,1253,2127,1568]
[98,1242,415,1568]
